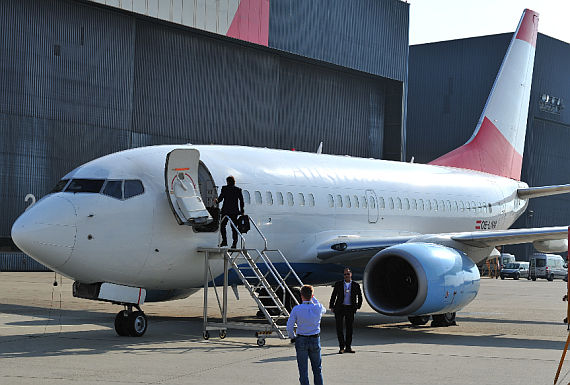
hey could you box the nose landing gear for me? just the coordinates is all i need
[114,305,148,337]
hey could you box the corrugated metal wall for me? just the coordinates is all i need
[408,33,570,260]
[0,253,50,272]
[269,0,409,81]
[1,0,407,244]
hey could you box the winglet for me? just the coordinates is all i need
[429,9,539,180]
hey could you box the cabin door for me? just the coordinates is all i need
[165,149,212,226]
[366,189,379,223]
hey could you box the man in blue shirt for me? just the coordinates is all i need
[287,285,326,385]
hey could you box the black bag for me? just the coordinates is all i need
[237,215,250,234]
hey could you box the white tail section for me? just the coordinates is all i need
[430,9,539,180]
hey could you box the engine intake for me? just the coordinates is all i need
[363,242,480,316]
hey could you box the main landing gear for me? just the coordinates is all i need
[114,304,148,337]
[407,312,457,327]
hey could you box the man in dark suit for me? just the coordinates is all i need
[329,267,362,354]
[214,176,244,248]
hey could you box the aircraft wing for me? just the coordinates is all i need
[316,226,568,264]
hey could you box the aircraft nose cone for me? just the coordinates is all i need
[11,195,77,269]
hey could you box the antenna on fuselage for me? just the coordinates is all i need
[317,142,323,154]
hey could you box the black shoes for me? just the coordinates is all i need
[231,242,237,249]
[338,349,344,354]
[219,240,228,247]
[344,348,355,353]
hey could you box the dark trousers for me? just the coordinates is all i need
[220,214,239,244]
[334,305,355,349]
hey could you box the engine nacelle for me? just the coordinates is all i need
[363,242,480,316]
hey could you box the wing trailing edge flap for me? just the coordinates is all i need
[517,184,570,199]
[317,226,568,265]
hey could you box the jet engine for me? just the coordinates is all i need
[363,243,480,316]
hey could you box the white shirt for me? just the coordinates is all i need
[343,281,352,305]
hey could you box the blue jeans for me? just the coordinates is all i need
[295,335,323,385]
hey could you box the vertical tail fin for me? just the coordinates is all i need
[429,9,539,180]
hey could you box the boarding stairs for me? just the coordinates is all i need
[198,215,303,345]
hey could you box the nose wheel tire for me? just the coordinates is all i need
[256,337,266,347]
[114,310,130,336]
[127,311,148,337]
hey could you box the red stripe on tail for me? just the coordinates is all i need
[516,9,539,47]
[429,117,523,180]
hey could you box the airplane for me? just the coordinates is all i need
[11,8,570,337]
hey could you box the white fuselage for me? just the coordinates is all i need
[13,144,529,290]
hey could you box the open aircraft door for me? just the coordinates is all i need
[165,149,212,226]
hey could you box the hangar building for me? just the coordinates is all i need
[407,33,570,260]
[0,0,409,269]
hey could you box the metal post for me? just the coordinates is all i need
[203,252,209,334]
[223,251,229,325]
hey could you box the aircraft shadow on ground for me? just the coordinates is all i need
[0,304,567,358]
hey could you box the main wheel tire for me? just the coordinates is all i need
[431,312,456,327]
[500,275,505,280]
[203,331,210,340]
[514,273,519,280]
[548,274,554,281]
[408,315,430,326]
[219,330,227,339]
[127,311,148,337]
[532,276,537,281]
[257,337,266,347]
[114,310,129,336]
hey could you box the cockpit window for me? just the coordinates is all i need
[50,179,70,193]
[102,180,123,199]
[66,179,105,193]
[124,180,144,199]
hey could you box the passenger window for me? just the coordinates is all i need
[465,201,470,212]
[298,193,305,206]
[124,180,144,199]
[438,200,444,211]
[446,200,451,212]
[404,198,410,210]
[335,194,343,208]
[277,192,284,205]
[266,191,273,205]
[488,203,492,213]
[411,198,417,210]
[328,194,334,208]
[459,201,465,211]
[396,197,402,210]
[66,179,105,193]
[255,191,262,205]
[345,195,351,208]
[287,192,294,206]
[308,193,315,207]
[361,196,368,208]
[103,180,122,199]
[432,199,438,211]
[370,196,376,209]
[471,201,477,212]
[426,199,432,211]
[243,190,251,205]
[378,197,385,209]
[453,201,458,212]
[418,198,424,211]
[353,195,359,208]
[388,197,394,210]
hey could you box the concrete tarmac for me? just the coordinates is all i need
[1,272,570,384]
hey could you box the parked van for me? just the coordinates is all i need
[500,261,529,280]
[499,253,516,269]
[529,253,567,281]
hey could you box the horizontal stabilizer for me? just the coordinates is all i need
[517,184,570,199]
